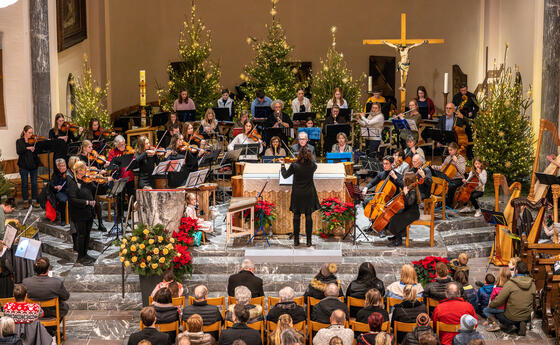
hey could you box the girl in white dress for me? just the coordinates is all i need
[185,193,213,233]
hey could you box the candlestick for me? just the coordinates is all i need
[443,72,448,94]
[368,76,372,93]
[443,92,449,107]
[139,70,146,107]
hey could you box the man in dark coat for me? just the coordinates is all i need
[267,286,306,324]
[22,257,70,318]
[182,284,223,339]
[127,306,169,345]
[219,303,262,345]
[311,283,348,324]
[227,259,264,298]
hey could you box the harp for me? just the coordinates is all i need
[491,173,522,265]
[529,119,560,202]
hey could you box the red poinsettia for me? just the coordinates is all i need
[320,197,355,236]
[412,256,450,286]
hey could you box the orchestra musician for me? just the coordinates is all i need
[67,161,95,265]
[292,87,311,114]
[183,123,207,157]
[173,90,196,112]
[49,113,83,166]
[165,112,183,133]
[217,89,234,119]
[393,150,409,175]
[134,136,160,189]
[364,89,386,112]
[48,159,69,225]
[85,118,114,152]
[251,90,272,117]
[199,108,218,138]
[408,154,432,201]
[404,136,425,161]
[323,105,348,152]
[279,146,319,247]
[164,134,199,188]
[265,100,293,129]
[356,102,384,158]
[290,131,316,161]
[16,125,40,208]
[326,87,348,109]
[235,110,251,128]
[106,135,135,221]
[331,132,352,153]
[459,157,487,217]
[264,136,287,157]
[385,171,421,247]
[397,100,421,142]
[452,83,479,119]
[227,120,264,153]
[162,122,182,149]
[415,86,435,119]
[361,156,403,197]
[431,142,466,206]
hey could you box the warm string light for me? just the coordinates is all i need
[73,54,110,129]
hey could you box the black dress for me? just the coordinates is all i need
[387,190,420,237]
[67,176,95,260]
[48,128,79,162]
[281,162,320,214]
[134,152,158,188]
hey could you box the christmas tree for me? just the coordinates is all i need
[237,0,301,115]
[73,54,111,128]
[311,26,365,117]
[157,1,221,116]
[473,44,534,182]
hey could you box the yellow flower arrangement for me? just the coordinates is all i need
[153,248,159,255]
[124,261,130,267]
[131,256,138,262]
[147,256,152,261]
[139,244,145,249]
[149,239,154,245]
[120,257,125,262]
[163,248,169,255]
[159,257,165,263]
[131,236,137,242]
[130,245,137,252]
[143,229,149,235]
[122,249,127,254]
[140,262,146,268]
[151,263,158,269]
[158,236,164,243]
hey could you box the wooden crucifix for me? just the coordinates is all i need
[363,13,444,111]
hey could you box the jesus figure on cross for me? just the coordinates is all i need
[382,39,428,91]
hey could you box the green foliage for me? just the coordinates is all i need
[157,2,221,116]
[311,27,365,118]
[473,45,534,182]
[72,54,111,129]
[236,0,302,115]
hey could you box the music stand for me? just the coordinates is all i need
[326,108,352,123]
[248,179,271,246]
[481,208,516,271]
[213,107,232,122]
[215,149,242,201]
[103,177,130,250]
[423,128,456,145]
[234,144,259,162]
[535,172,560,185]
[264,127,289,146]
[254,106,271,119]
[151,112,169,127]
[342,182,369,244]
[293,112,316,122]
[177,110,197,122]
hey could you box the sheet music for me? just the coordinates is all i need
[3,225,17,248]
[15,237,41,260]
[406,119,418,131]
[360,127,381,138]
[279,169,293,185]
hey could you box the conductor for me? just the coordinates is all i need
[279,146,319,247]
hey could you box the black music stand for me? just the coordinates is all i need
[325,123,351,154]
[293,112,316,122]
[103,177,129,248]
[177,110,197,122]
[248,179,271,246]
[264,127,289,146]
[215,149,242,201]
[481,209,515,271]
[151,112,170,127]
[213,107,232,122]
[234,143,260,162]
[423,128,456,145]
[254,106,271,119]
[198,149,221,183]
[326,108,352,123]
[342,182,369,245]
[535,172,560,185]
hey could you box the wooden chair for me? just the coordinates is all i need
[385,297,403,313]
[394,320,433,340]
[228,296,265,317]
[267,320,306,339]
[430,177,448,220]
[436,321,461,337]
[189,296,226,319]
[407,195,437,247]
[308,321,330,344]
[97,194,116,222]
[268,295,305,312]
[148,295,185,308]
[225,320,264,344]
[307,296,344,322]
[346,296,365,321]
[425,297,440,314]
[27,298,65,345]
[141,320,180,335]
[0,297,15,306]
[183,320,222,338]
[350,320,390,333]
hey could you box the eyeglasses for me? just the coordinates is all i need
[445,107,455,109]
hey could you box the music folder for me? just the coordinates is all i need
[15,237,41,260]
[254,106,271,119]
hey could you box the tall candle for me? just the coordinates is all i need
[443,72,448,94]
[139,70,146,106]
[368,76,373,93]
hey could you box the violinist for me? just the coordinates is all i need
[67,160,95,265]
[165,134,186,160]
[134,136,160,189]
[199,108,218,138]
[48,159,69,225]
[452,83,479,119]
[408,154,432,201]
[85,118,114,150]
[404,136,425,162]
[165,112,183,133]
[106,135,135,220]
[385,171,421,247]
[393,150,409,175]
[16,125,40,208]
[162,122,182,149]
[164,134,199,188]
[48,113,83,166]
[228,120,264,152]
[79,140,106,169]
[264,136,287,157]
[431,142,466,206]
[265,100,293,129]
[361,156,403,196]
[183,123,207,158]
[458,157,487,217]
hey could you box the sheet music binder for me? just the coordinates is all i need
[298,127,321,140]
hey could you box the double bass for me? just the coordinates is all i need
[454,95,469,157]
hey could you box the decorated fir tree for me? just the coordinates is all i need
[73,54,111,128]
[157,1,221,115]
[311,26,365,117]
[237,0,301,115]
[473,44,534,182]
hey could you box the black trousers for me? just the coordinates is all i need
[447,178,464,206]
[293,211,313,241]
[75,219,93,259]
[470,190,484,209]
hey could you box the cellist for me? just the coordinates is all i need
[404,136,425,162]
[432,142,466,206]
[407,154,432,201]
[458,157,487,217]
[385,171,421,247]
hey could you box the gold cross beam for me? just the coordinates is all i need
[363,13,445,47]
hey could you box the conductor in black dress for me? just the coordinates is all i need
[280,146,320,247]
[386,171,420,247]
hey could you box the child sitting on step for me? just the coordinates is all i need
[475,273,495,315]
[450,252,470,278]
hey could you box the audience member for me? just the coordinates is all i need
[231,341,246,345]
[487,261,535,335]
[346,262,385,317]
[227,259,264,298]
[418,332,439,345]
[281,329,304,345]
[432,282,477,345]
[137,340,152,345]
[356,312,386,345]
[182,314,215,345]
[127,307,169,345]
[151,270,184,297]
[152,288,180,344]
[3,284,42,324]
[266,286,306,324]
[465,340,484,345]
[450,253,470,278]
[175,335,191,345]
[475,274,495,316]
[374,332,393,345]
[269,314,303,345]
[454,271,477,310]
[424,262,454,301]
[311,283,348,324]
[305,263,343,301]
[484,268,510,331]
[391,285,426,343]
[356,288,389,324]
[225,286,262,323]
[22,257,70,318]
[402,313,440,345]
[182,285,223,340]
[0,317,22,345]
[452,315,483,345]
[312,310,353,345]
[329,337,343,345]
[168,281,180,299]
[219,303,262,345]
[386,264,424,300]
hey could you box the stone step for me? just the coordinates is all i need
[37,221,113,253]
[435,216,488,232]
[446,240,494,259]
[66,292,143,311]
[39,233,78,262]
[439,226,495,245]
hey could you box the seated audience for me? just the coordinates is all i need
[418,332,439,345]
[312,310,353,345]
[266,286,306,324]
[356,312,386,345]
[475,274,495,316]
[424,262,454,301]
[484,268,510,331]
[356,289,389,324]
[0,317,22,345]
[168,281,180,299]
[386,264,424,300]
[454,271,477,310]
[375,332,393,345]
[450,253,470,278]
[281,329,304,345]
[311,283,348,324]
[225,286,262,323]
[219,303,262,345]
[128,306,169,345]
[402,313,439,345]
[432,282,477,345]
[329,337,343,345]
[487,261,535,335]
[269,314,303,345]
[391,285,427,344]
[227,259,264,298]
[182,314,215,345]
[465,340,484,345]
[182,284,223,340]
[175,335,192,345]
[22,257,70,318]
[152,288,180,344]
[346,262,385,318]
[3,284,42,324]
[305,263,343,301]
[452,314,483,345]
[151,270,184,297]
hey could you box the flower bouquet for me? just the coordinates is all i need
[171,217,198,277]
[244,200,277,229]
[319,197,355,236]
[411,255,450,286]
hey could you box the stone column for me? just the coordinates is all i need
[540,0,560,166]
[29,0,51,134]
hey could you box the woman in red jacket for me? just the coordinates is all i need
[414,86,435,119]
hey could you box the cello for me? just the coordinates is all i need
[432,158,457,196]
[363,164,401,221]
[454,171,480,206]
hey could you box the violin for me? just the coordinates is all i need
[61,121,80,132]
[123,145,134,155]
[28,135,48,144]
[178,144,204,153]
[363,171,398,222]
[146,146,167,156]
[247,127,262,142]
[454,170,480,206]
[94,128,114,138]
[190,132,204,144]
[87,150,108,165]
[82,173,110,184]
[372,179,421,232]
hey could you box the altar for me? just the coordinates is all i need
[232,163,356,235]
